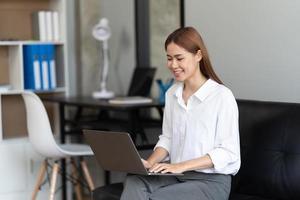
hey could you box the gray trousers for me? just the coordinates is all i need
[120,171,231,200]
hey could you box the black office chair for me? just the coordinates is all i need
[127,67,156,97]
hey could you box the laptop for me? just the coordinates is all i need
[83,129,183,176]
[127,67,156,97]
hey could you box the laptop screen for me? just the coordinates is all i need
[127,67,156,97]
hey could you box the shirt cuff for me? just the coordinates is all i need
[154,135,171,153]
[207,148,231,171]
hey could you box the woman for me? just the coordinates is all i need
[121,27,240,200]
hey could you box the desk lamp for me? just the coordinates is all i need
[92,18,115,99]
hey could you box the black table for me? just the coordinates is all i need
[42,95,164,200]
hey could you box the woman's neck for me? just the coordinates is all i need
[182,73,207,104]
[184,73,207,94]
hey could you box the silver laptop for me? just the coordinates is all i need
[83,129,183,176]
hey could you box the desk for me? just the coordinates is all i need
[42,95,164,145]
[42,95,164,200]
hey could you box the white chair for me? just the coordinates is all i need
[21,91,95,200]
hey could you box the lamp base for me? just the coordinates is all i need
[93,90,115,99]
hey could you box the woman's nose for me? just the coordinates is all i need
[169,60,178,69]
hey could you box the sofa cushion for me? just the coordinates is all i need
[235,100,300,199]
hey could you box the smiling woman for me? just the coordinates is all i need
[165,27,222,85]
[120,27,241,200]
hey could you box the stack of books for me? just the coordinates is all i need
[108,96,153,104]
[32,11,60,41]
[23,44,57,91]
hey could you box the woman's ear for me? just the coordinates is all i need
[196,50,202,62]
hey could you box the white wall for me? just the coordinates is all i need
[185,0,300,102]
[100,0,136,95]
[79,0,136,96]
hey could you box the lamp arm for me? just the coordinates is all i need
[100,40,109,91]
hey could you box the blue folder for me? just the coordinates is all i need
[39,45,50,90]
[45,44,57,89]
[23,45,42,90]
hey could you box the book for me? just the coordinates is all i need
[108,96,153,104]
[52,11,60,41]
[45,11,53,41]
[32,11,60,41]
[32,11,47,41]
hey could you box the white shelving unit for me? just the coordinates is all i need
[0,0,68,93]
[0,0,69,199]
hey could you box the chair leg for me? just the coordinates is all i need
[80,160,95,191]
[32,160,47,200]
[71,159,83,200]
[49,162,59,200]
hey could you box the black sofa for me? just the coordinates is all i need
[92,99,300,200]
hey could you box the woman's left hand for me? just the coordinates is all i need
[149,162,185,174]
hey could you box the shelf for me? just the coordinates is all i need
[32,87,66,94]
[0,41,65,46]
[0,87,65,95]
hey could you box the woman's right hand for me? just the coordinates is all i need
[141,159,153,169]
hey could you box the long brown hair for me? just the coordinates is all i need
[165,27,222,84]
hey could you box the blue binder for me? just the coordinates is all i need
[45,44,57,89]
[23,45,42,90]
[39,45,50,90]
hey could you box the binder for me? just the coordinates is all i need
[45,44,57,89]
[32,10,60,42]
[32,11,47,41]
[45,11,53,41]
[40,45,50,90]
[52,11,60,41]
[23,45,42,90]
[24,44,57,91]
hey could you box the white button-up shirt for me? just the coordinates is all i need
[155,79,241,175]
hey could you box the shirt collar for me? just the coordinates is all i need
[174,83,183,98]
[194,79,219,101]
[174,79,219,102]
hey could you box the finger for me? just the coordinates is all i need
[150,163,165,172]
[153,164,169,173]
[149,163,158,170]
[160,165,173,173]
[149,164,161,172]
[161,169,170,174]
[141,159,148,165]
[141,159,150,168]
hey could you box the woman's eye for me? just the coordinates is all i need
[177,58,183,61]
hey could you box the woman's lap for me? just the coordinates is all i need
[121,172,231,200]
